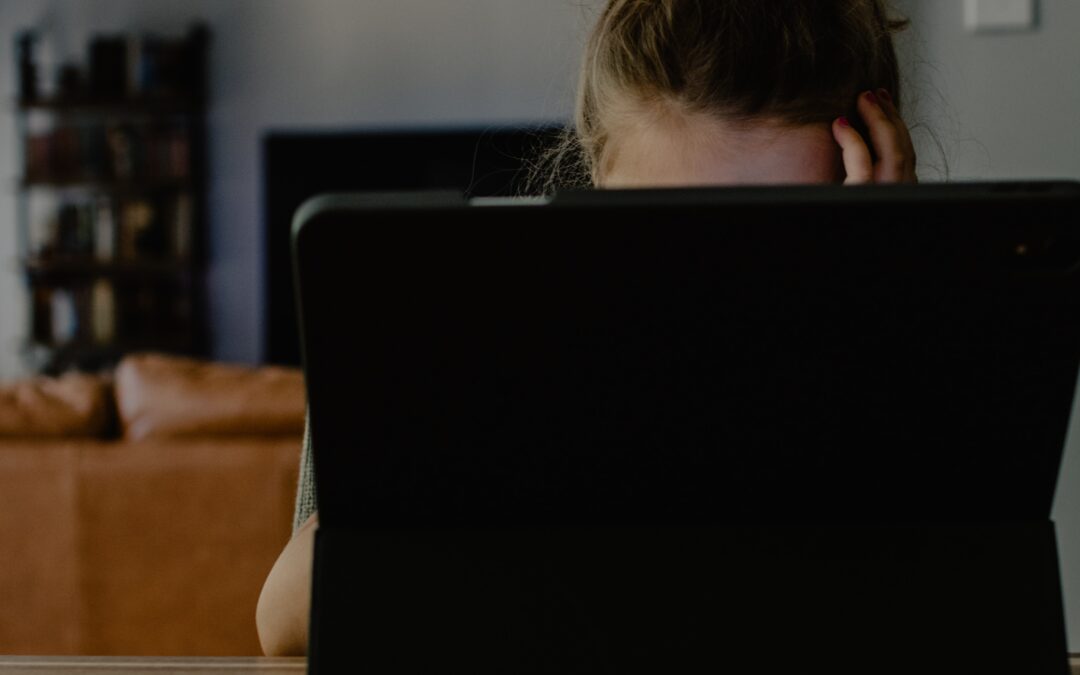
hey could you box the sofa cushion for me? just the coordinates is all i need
[0,373,111,438]
[115,353,305,441]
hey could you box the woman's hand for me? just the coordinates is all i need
[832,89,918,184]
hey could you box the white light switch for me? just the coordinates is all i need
[964,0,1037,32]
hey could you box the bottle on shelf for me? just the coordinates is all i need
[16,31,38,103]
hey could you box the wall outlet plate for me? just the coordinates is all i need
[964,0,1037,32]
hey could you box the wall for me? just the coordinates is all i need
[1,0,1079,652]
[896,0,1080,181]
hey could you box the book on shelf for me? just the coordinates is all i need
[19,23,206,106]
[91,280,116,344]
[31,287,51,342]
[55,202,94,257]
[79,124,108,177]
[94,197,115,260]
[171,193,193,261]
[49,288,77,345]
[106,125,136,179]
[89,36,128,101]
[32,280,182,350]
[25,135,50,179]
[118,199,154,259]
[23,123,192,184]
[52,285,103,347]
[31,193,191,265]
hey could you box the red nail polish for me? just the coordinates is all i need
[877,88,892,104]
[838,116,851,128]
[865,91,879,105]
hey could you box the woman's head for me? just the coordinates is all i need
[569,0,909,187]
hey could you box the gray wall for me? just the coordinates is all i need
[896,0,1080,181]
[0,0,1079,652]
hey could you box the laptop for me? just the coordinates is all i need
[293,183,1080,674]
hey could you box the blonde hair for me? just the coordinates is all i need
[529,0,909,192]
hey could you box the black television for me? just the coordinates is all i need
[262,125,565,366]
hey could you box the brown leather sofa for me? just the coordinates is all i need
[0,354,305,656]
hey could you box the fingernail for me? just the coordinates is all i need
[865,90,879,105]
[837,116,851,128]
[876,88,892,104]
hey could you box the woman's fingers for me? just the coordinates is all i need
[855,91,908,182]
[874,89,918,181]
[874,90,915,159]
[852,89,918,183]
[832,116,874,185]
[832,89,918,184]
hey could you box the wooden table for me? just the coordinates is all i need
[0,655,1077,674]
[0,658,305,674]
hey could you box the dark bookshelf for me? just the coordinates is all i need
[13,24,208,375]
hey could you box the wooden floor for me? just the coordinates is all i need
[0,657,305,674]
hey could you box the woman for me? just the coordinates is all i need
[256,0,917,656]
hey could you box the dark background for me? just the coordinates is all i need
[262,126,564,366]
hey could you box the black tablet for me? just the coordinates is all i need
[295,183,1080,674]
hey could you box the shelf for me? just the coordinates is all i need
[20,176,193,192]
[24,257,194,283]
[26,335,200,375]
[16,96,202,116]
[32,334,195,353]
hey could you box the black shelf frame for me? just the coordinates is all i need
[22,257,194,283]
[20,177,194,192]
[17,95,202,116]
